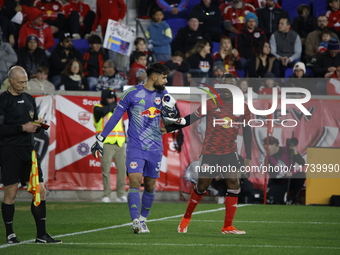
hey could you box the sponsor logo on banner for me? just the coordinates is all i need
[78,111,91,124]
[130,162,138,169]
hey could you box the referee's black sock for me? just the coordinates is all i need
[31,200,46,237]
[1,202,15,237]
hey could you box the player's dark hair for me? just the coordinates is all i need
[146,62,170,77]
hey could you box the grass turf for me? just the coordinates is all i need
[0,202,339,255]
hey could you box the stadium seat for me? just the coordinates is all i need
[187,0,200,14]
[312,0,328,18]
[281,0,310,22]
[72,39,90,54]
[166,18,188,39]
[49,38,59,52]
[212,42,220,55]
[237,69,245,78]
[284,67,314,78]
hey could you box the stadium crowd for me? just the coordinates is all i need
[1,0,340,95]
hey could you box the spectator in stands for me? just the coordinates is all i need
[326,64,340,95]
[0,0,33,47]
[63,0,96,39]
[292,4,317,46]
[172,16,211,58]
[91,0,127,37]
[239,78,258,98]
[222,0,256,41]
[186,39,213,78]
[235,12,266,71]
[0,2,16,46]
[146,7,172,62]
[243,0,266,9]
[136,69,147,84]
[326,0,340,18]
[129,37,155,67]
[304,15,338,65]
[156,0,189,19]
[83,34,109,91]
[28,66,55,92]
[212,37,242,77]
[164,50,190,86]
[212,61,225,79]
[285,61,316,94]
[264,136,305,205]
[137,0,156,19]
[318,30,333,54]
[270,18,302,76]
[248,41,279,78]
[49,32,83,87]
[33,0,65,37]
[314,37,340,78]
[258,72,280,94]
[16,34,49,79]
[257,0,288,40]
[96,59,128,91]
[128,52,147,85]
[0,36,17,84]
[327,1,340,37]
[58,58,89,90]
[18,7,54,50]
[191,0,222,42]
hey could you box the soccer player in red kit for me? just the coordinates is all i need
[164,74,252,234]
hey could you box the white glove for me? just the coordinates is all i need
[163,117,186,125]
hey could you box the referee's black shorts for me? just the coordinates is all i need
[0,146,44,186]
[197,152,242,178]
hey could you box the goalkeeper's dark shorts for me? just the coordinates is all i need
[197,152,242,178]
[0,146,44,186]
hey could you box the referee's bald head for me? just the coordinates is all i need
[8,66,27,79]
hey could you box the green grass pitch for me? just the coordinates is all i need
[0,202,339,255]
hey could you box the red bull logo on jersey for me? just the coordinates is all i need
[140,107,161,118]
[154,97,161,105]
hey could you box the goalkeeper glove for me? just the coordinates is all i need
[91,133,105,158]
[163,117,186,125]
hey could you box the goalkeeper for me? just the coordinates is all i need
[91,63,183,234]
[162,74,253,235]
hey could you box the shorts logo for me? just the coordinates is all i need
[154,97,161,105]
[29,110,34,119]
[130,162,138,169]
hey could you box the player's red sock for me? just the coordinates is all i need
[224,195,238,228]
[183,187,204,219]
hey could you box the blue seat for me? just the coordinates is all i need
[281,0,310,22]
[313,0,328,18]
[49,38,59,52]
[284,67,313,78]
[211,42,220,55]
[166,18,188,39]
[237,69,245,78]
[187,0,200,14]
[72,39,90,54]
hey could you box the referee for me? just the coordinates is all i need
[0,66,61,244]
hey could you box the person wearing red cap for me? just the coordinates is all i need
[17,7,54,50]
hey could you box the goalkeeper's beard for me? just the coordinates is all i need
[153,83,166,90]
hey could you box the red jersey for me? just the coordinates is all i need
[64,1,91,19]
[34,0,64,21]
[258,86,281,95]
[327,10,340,32]
[212,52,239,77]
[222,3,256,31]
[194,99,251,155]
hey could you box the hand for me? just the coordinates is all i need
[22,122,40,133]
[160,127,167,135]
[118,19,123,23]
[232,48,239,58]
[163,117,186,125]
[91,134,105,158]
[327,66,336,73]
